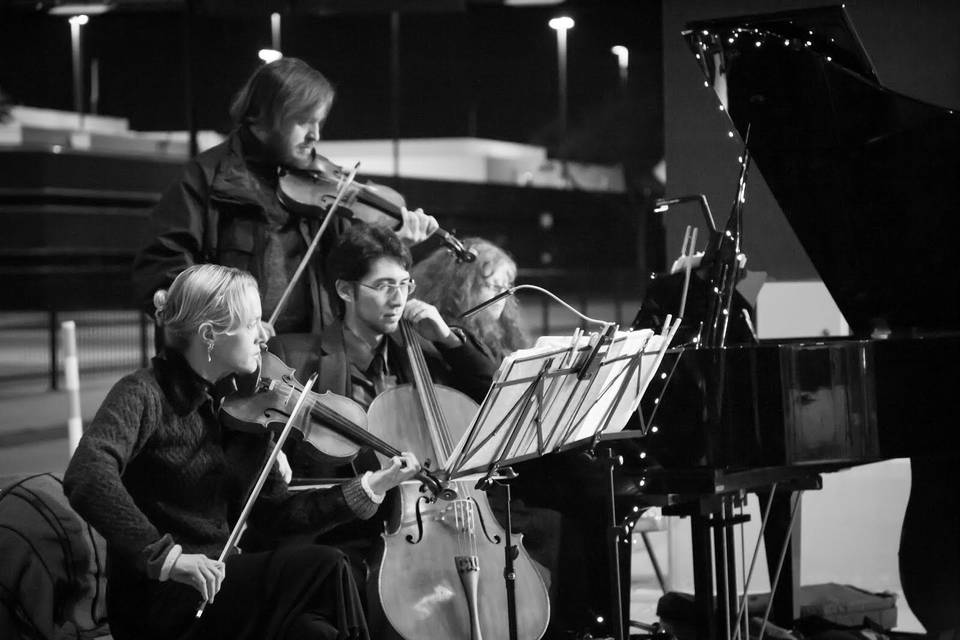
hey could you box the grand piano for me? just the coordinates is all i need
[613,5,960,638]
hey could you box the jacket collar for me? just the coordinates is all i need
[208,128,279,211]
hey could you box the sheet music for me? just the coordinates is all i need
[445,320,679,479]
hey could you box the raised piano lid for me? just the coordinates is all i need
[682,5,960,336]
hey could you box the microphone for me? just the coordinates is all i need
[653,194,717,232]
[459,288,515,320]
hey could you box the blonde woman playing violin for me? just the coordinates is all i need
[64,264,421,640]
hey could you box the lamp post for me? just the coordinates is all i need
[611,45,629,92]
[548,16,574,143]
[68,14,88,118]
[270,12,281,51]
[259,13,283,63]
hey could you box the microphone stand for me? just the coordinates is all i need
[653,194,717,233]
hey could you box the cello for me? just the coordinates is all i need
[365,320,550,640]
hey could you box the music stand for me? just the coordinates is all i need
[443,318,680,640]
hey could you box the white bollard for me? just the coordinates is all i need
[61,321,83,455]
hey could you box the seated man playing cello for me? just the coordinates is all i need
[263,222,498,631]
[268,222,495,468]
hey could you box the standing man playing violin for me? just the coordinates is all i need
[132,56,439,337]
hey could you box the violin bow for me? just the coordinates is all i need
[195,372,319,619]
[267,162,360,328]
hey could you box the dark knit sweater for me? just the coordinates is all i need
[63,350,377,582]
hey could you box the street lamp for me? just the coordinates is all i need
[548,16,574,143]
[611,45,629,91]
[68,15,89,117]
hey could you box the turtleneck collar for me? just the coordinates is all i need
[152,349,239,416]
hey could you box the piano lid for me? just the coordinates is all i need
[683,5,960,336]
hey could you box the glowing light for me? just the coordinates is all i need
[68,14,89,25]
[633,506,640,512]
[640,451,647,459]
[728,131,735,137]
[548,16,574,31]
[660,372,667,380]
[49,3,111,15]
[755,41,762,47]
[651,426,659,433]
[258,49,282,63]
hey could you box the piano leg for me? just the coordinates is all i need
[690,512,717,639]
[759,489,802,626]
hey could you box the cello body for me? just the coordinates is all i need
[366,383,550,640]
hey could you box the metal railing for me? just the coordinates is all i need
[0,269,644,390]
[0,310,152,390]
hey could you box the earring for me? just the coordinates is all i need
[206,341,214,363]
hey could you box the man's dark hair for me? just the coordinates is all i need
[229,57,335,131]
[327,223,412,317]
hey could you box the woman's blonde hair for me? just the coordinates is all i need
[411,237,528,363]
[152,264,259,352]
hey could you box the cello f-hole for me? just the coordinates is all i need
[405,496,429,545]
[468,496,502,545]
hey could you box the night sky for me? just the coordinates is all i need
[0,0,663,171]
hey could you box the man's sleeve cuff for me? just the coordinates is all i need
[158,544,183,582]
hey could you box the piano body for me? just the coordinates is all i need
[621,6,960,638]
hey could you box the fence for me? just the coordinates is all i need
[0,310,151,390]
[0,269,644,390]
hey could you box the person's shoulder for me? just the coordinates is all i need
[102,367,164,408]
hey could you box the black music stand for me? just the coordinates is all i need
[446,320,680,640]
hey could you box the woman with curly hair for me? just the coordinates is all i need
[410,237,529,363]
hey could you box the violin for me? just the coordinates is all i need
[219,350,452,501]
[277,150,475,263]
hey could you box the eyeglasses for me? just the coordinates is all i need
[356,279,417,297]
